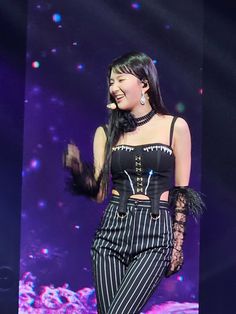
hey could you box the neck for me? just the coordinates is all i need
[131,103,153,119]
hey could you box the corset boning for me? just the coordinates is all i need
[111,143,175,215]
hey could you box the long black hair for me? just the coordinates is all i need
[99,51,169,198]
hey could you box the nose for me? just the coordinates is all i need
[109,82,120,96]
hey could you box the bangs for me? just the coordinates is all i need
[107,64,139,86]
[112,64,136,76]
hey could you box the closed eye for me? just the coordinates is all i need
[109,79,125,85]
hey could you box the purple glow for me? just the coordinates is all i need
[41,248,49,255]
[19,272,96,313]
[31,86,41,94]
[18,272,198,313]
[30,158,41,170]
[38,200,46,208]
[57,201,64,208]
[177,275,184,282]
[131,2,141,10]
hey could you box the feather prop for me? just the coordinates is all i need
[64,157,102,198]
[169,186,206,221]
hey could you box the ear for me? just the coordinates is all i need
[141,79,149,92]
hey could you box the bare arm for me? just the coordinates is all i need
[173,117,191,191]
[93,125,107,203]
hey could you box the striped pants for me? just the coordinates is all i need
[90,195,173,314]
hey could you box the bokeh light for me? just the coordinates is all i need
[38,200,47,209]
[177,275,184,282]
[175,101,186,113]
[52,13,62,23]
[30,158,41,170]
[32,61,40,68]
[41,248,49,255]
[198,88,203,95]
[76,63,85,71]
[131,3,141,10]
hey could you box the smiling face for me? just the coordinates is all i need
[109,69,147,111]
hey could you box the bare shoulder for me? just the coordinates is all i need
[160,114,187,124]
[160,115,190,149]
[93,125,107,155]
[175,116,190,134]
[94,125,107,141]
[173,116,191,151]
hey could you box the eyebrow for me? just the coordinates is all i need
[109,74,125,82]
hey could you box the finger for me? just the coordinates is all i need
[68,143,78,150]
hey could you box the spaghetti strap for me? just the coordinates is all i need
[169,116,178,147]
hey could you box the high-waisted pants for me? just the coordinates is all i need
[90,195,173,314]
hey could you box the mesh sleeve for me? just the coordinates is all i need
[63,154,102,198]
[165,186,206,277]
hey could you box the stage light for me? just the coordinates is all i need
[177,275,184,282]
[76,63,85,71]
[131,3,141,10]
[198,88,203,95]
[52,13,62,23]
[175,101,186,113]
[30,158,41,170]
[38,200,46,208]
[32,61,40,68]
[41,248,49,255]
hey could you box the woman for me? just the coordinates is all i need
[63,51,205,314]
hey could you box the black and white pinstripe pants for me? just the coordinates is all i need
[90,195,173,314]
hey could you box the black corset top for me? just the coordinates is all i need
[111,142,175,216]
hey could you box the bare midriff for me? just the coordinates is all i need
[112,189,169,201]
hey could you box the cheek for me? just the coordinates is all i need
[126,86,141,101]
[123,82,140,97]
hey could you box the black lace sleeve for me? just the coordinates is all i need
[63,125,108,198]
[64,157,102,198]
[165,186,206,277]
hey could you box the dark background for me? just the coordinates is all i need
[200,1,236,313]
[0,0,235,313]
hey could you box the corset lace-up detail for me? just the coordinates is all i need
[111,116,179,217]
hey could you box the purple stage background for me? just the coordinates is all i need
[19,1,203,313]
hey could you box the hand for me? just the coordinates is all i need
[63,142,82,170]
[106,103,117,110]
[165,248,184,277]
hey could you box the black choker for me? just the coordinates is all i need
[134,109,156,126]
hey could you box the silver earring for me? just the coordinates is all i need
[140,91,146,105]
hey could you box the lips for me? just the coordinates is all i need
[115,95,125,102]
